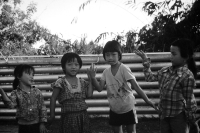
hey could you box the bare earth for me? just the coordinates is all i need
[0,117,160,133]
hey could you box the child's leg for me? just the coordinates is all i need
[170,112,189,133]
[109,110,123,133]
[112,125,123,133]
[126,124,136,133]
[160,112,189,133]
[109,109,137,133]
[160,118,172,133]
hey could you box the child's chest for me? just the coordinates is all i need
[60,80,86,99]
[16,91,39,107]
[159,72,183,94]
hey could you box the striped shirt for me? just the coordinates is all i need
[143,60,197,119]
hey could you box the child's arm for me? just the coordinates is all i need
[0,88,11,102]
[36,90,48,133]
[0,88,17,108]
[91,78,105,92]
[87,66,105,92]
[38,90,47,122]
[182,76,197,123]
[134,50,159,82]
[49,88,60,123]
[86,69,93,98]
[128,78,156,109]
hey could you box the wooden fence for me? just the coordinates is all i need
[0,52,199,120]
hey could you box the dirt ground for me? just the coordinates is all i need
[0,117,160,133]
[0,117,199,133]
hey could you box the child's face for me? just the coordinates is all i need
[18,70,34,87]
[105,52,119,65]
[64,58,80,76]
[170,45,186,68]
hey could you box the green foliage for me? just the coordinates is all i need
[138,0,200,52]
[0,0,75,56]
[77,0,200,52]
[0,0,104,56]
[0,0,45,55]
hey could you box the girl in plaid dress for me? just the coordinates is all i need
[135,38,198,133]
[49,52,93,133]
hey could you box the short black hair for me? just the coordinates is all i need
[103,40,122,61]
[13,64,35,90]
[61,52,82,73]
[171,38,197,78]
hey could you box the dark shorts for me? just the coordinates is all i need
[109,109,138,126]
[160,112,189,133]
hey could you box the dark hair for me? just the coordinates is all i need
[171,38,197,78]
[13,64,35,90]
[103,40,122,61]
[61,52,82,73]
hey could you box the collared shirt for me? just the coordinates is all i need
[3,86,47,125]
[143,60,197,119]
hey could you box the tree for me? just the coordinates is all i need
[0,0,74,56]
[0,0,46,55]
[138,0,200,52]
[76,0,200,52]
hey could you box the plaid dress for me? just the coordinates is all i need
[52,77,91,133]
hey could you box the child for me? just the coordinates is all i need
[87,40,156,133]
[49,52,93,133]
[0,64,47,133]
[135,38,198,133]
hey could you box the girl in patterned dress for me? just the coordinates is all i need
[0,64,47,133]
[49,52,93,133]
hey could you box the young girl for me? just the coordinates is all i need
[135,38,198,133]
[0,64,47,133]
[88,40,156,133]
[49,52,93,133]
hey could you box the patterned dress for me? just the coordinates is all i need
[51,76,91,133]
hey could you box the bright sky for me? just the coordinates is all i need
[19,0,192,48]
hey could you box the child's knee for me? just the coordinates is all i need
[126,124,136,133]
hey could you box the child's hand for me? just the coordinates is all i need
[148,100,160,113]
[87,63,97,79]
[40,123,48,133]
[195,121,200,133]
[0,88,4,94]
[134,50,148,60]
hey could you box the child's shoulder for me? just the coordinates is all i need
[160,66,170,72]
[32,86,42,93]
[120,63,131,71]
[79,77,87,83]
[120,63,129,68]
[181,67,195,78]
[102,67,110,73]
[10,89,18,95]
[54,76,65,84]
